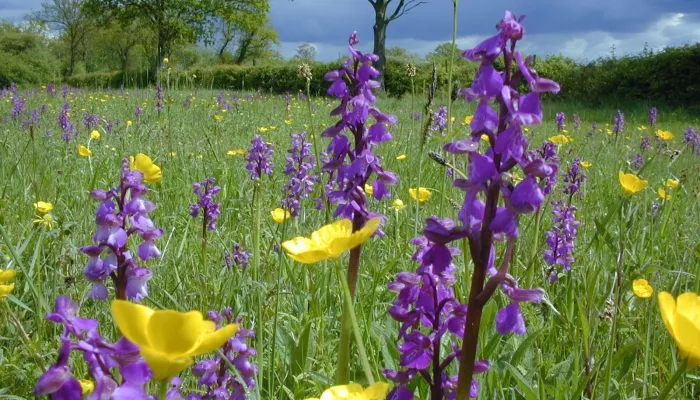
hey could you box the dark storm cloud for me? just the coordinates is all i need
[270,0,700,44]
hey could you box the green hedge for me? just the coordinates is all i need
[63,43,700,106]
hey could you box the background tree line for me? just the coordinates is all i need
[1,0,699,107]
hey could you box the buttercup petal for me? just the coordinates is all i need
[146,310,208,355]
[658,292,677,338]
[139,346,193,381]
[192,323,239,355]
[362,382,390,399]
[111,300,154,348]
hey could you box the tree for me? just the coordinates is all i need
[386,46,422,64]
[85,0,270,73]
[234,22,279,65]
[368,0,426,84]
[294,43,317,61]
[426,42,461,68]
[30,0,91,76]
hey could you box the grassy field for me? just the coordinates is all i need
[0,84,699,399]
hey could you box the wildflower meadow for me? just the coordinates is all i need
[1,7,700,400]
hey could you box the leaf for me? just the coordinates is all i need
[511,327,547,367]
[503,362,539,400]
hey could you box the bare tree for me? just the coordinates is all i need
[368,0,426,84]
[31,0,90,76]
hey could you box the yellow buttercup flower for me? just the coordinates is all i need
[450,116,456,123]
[79,379,94,395]
[580,161,592,168]
[364,184,374,196]
[0,269,15,300]
[305,382,389,400]
[33,214,57,230]
[656,129,674,141]
[282,218,380,264]
[162,57,169,64]
[463,115,474,125]
[34,201,53,214]
[0,269,16,284]
[129,154,162,183]
[271,208,291,223]
[392,199,405,211]
[90,130,101,140]
[665,179,680,189]
[637,125,648,131]
[258,127,269,133]
[548,134,571,145]
[396,154,407,160]
[110,300,238,381]
[0,283,14,300]
[78,145,92,157]
[409,187,431,204]
[126,120,133,127]
[658,292,700,369]
[213,114,224,121]
[618,171,648,197]
[632,279,653,298]
[227,149,246,156]
[284,119,292,125]
[657,188,671,200]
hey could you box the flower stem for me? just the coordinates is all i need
[657,358,688,400]
[3,301,45,372]
[269,218,289,398]
[335,259,375,385]
[158,379,169,400]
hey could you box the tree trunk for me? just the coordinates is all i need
[372,15,388,87]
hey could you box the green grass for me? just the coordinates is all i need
[0,87,698,399]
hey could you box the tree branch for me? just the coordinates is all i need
[389,0,426,21]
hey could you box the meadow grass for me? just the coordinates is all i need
[0,87,698,399]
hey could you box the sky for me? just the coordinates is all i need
[2,0,699,62]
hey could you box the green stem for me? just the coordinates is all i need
[158,379,169,400]
[269,218,288,398]
[3,301,45,372]
[335,260,375,384]
[252,183,262,281]
[657,358,688,400]
[642,297,653,399]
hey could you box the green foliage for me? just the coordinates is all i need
[0,23,60,87]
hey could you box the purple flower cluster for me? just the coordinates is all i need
[684,126,699,154]
[192,308,257,399]
[432,105,448,135]
[573,113,581,130]
[46,83,55,96]
[58,102,75,141]
[35,296,153,398]
[217,92,231,111]
[631,153,644,170]
[555,112,565,131]
[224,242,249,268]
[245,135,274,180]
[190,178,222,231]
[81,158,162,301]
[640,136,651,152]
[412,112,422,121]
[385,218,489,399]
[135,106,143,118]
[588,121,597,137]
[445,10,556,392]
[612,109,625,136]
[544,201,580,281]
[282,132,318,217]
[10,95,25,119]
[83,112,100,130]
[649,107,657,126]
[321,32,398,226]
[562,158,586,198]
[530,142,560,195]
[155,84,164,112]
[61,85,70,99]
